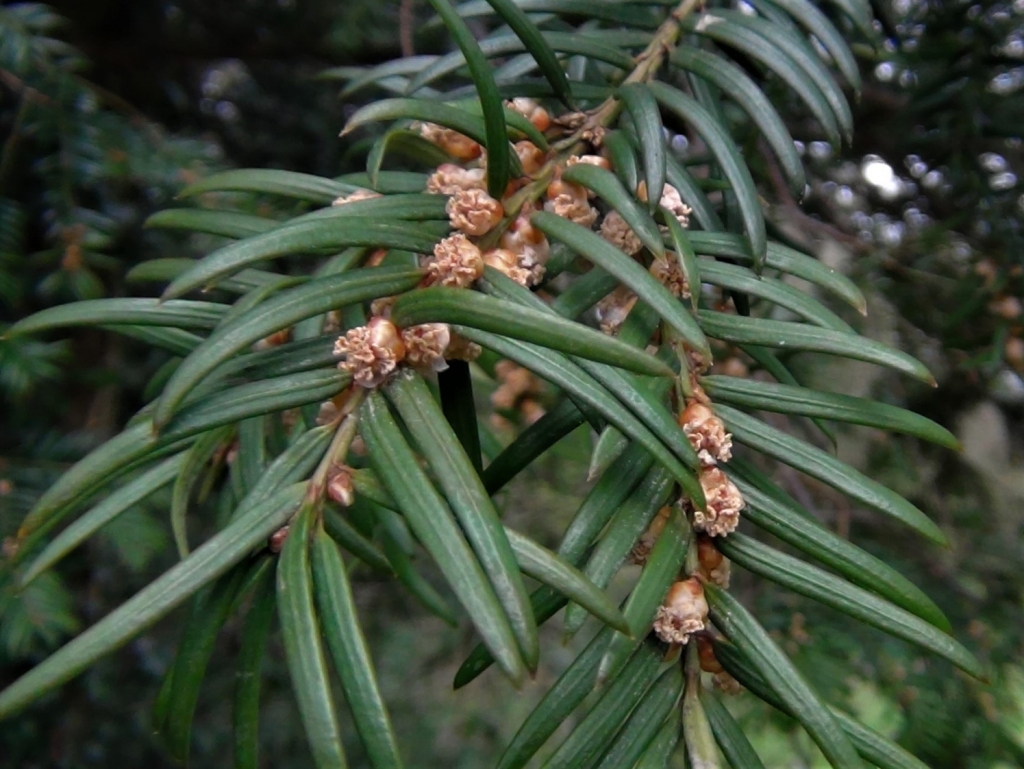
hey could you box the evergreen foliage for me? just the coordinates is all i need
[0,1,1011,767]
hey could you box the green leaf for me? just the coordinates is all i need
[161,369,353,445]
[478,272,698,469]
[389,286,673,377]
[532,211,710,356]
[704,376,959,448]
[0,484,305,720]
[715,641,930,769]
[454,586,565,688]
[671,46,806,196]
[215,278,297,332]
[560,163,664,256]
[704,584,863,769]
[179,169,356,203]
[438,361,483,473]
[237,416,269,493]
[685,232,866,313]
[322,508,391,574]
[738,345,837,447]
[682,13,842,146]
[5,298,227,338]
[19,454,185,587]
[481,397,586,494]
[386,372,538,669]
[560,442,656,564]
[409,32,630,93]
[717,533,984,678]
[710,10,853,142]
[336,56,440,96]
[618,83,667,210]
[698,261,853,331]
[717,404,947,544]
[448,101,550,150]
[233,565,276,769]
[549,267,619,319]
[702,692,768,769]
[346,468,397,510]
[312,529,405,769]
[540,640,664,769]
[564,467,675,637]
[377,520,460,626]
[236,425,334,512]
[161,219,436,300]
[361,391,527,683]
[598,507,690,683]
[734,477,950,632]
[415,0,509,195]
[342,100,491,163]
[727,454,814,516]
[15,422,168,544]
[697,312,935,384]
[337,171,430,194]
[496,628,613,769]
[758,0,861,90]
[450,0,661,28]
[661,209,700,311]
[456,329,705,507]
[228,334,338,380]
[277,502,349,769]
[635,717,681,769]
[366,128,451,187]
[682,668,721,769]
[649,82,767,269]
[504,527,629,633]
[588,426,629,481]
[487,8,578,103]
[171,426,234,559]
[162,563,251,762]
[298,192,451,224]
[602,130,640,193]
[821,0,877,39]
[594,666,684,769]
[155,267,422,426]
[145,209,279,239]
[128,259,282,296]
[829,708,931,769]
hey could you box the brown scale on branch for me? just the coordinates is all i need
[697,635,744,694]
[679,400,732,467]
[650,256,690,299]
[630,505,673,565]
[599,210,642,255]
[447,188,504,236]
[653,577,708,645]
[332,188,381,206]
[426,163,485,195]
[423,233,484,288]
[401,323,451,373]
[333,317,406,389]
[417,122,482,161]
[596,286,639,336]
[696,535,730,587]
[694,467,744,537]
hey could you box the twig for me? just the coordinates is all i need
[400,0,416,58]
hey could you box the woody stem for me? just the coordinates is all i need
[305,387,366,505]
[486,0,702,253]
[555,0,703,150]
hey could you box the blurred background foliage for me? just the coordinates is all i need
[0,0,1022,766]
